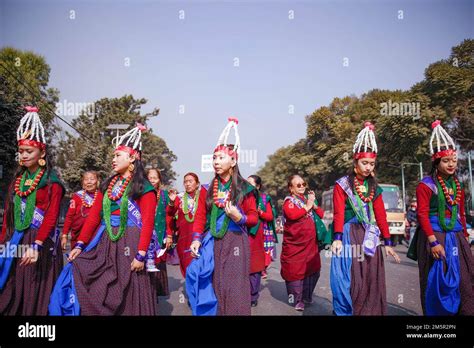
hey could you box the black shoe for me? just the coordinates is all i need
[251,300,258,307]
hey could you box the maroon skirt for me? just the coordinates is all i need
[150,260,170,297]
[213,230,251,315]
[0,227,63,315]
[348,223,387,315]
[71,225,156,315]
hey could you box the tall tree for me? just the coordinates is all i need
[412,39,474,151]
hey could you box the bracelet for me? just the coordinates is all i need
[74,242,85,251]
[192,232,202,242]
[236,214,247,225]
[384,238,393,246]
[333,233,343,241]
[429,240,440,248]
[32,242,43,251]
[135,252,146,262]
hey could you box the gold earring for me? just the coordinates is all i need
[128,163,135,172]
[19,159,24,166]
[38,158,46,167]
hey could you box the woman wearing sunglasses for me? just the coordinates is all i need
[280,175,323,311]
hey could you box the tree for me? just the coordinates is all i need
[57,95,177,191]
[412,39,474,151]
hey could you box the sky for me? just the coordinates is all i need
[1,0,473,187]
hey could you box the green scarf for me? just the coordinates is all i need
[155,188,169,247]
[207,178,256,239]
[436,177,458,231]
[308,195,331,246]
[249,192,279,243]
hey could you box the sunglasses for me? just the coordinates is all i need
[295,182,307,188]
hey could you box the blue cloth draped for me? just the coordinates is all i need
[48,215,122,316]
[330,217,357,316]
[0,230,24,291]
[185,231,217,316]
[185,209,244,316]
[425,216,461,316]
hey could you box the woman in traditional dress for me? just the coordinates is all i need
[0,107,64,315]
[146,168,173,298]
[416,120,474,315]
[247,175,277,306]
[167,172,207,278]
[330,121,400,316]
[61,171,100,251]
[281,175,323,311]
[49,124,157,315]
[186,117,258,316]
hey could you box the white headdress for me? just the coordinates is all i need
[353,121,377,159]
[116,123,147,159]
[429,120,456,160]
[17,106,46,149]
[214,117,240,159]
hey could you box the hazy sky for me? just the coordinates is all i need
[1,0,472,188]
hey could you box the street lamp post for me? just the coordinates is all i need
[106,124,130,147]
[400,162,424,212]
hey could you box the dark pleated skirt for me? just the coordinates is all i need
[0,227,63,315]
[72,226,156,315]
[213,230,251,315]
[150,261,170,297]
[349,223,387,315]
[417,229,474,315]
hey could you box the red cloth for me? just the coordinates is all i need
[192,178,258,240]
[78,190,157,252]
[280,197,321,281]
[1,183,64,244]
[258,201,274,221]
[416,183,468,238]
[62,193,93,248]
[166,188,208,277]
[249,200,273,274]
[333,180,390,239]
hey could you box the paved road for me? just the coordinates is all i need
[158,241,430,316]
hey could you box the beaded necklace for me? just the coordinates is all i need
[103,175,132,241]
[436,175,460,231]
[210,178,231,238]
[354,177,375,203]
[183,189,200,223]
[13,168,45,231]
